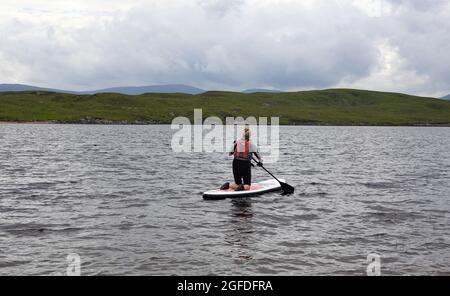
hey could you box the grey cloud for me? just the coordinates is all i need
[0,0,448,96]
[387,0,447,11]
[197,0,244,17]
[378,1,450,95]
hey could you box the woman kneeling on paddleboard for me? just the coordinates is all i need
[226,127,262,191]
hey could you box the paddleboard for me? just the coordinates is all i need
[203,179,284,200]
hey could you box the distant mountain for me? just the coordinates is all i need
[243,88,283,93]
[0,84,205,95]
[442,94,450,100]
[0,84,293,95]
[89,84,205,95]
[0,84,69,93]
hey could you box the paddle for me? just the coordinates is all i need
[252,157,295,194]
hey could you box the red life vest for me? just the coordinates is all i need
[234,140,251,161]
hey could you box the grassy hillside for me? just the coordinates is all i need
[1,89,450,125]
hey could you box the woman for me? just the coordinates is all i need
[225,127,262,191]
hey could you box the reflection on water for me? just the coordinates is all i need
[230,199,254,220]
[227,199,254,262]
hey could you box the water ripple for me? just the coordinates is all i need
[0,124,449,275]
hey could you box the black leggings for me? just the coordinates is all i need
[233,159,251,186]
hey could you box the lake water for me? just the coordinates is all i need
[0,124,449,275]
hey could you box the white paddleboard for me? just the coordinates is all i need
[203,179,284,200]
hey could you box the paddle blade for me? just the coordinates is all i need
[280,182,295,194]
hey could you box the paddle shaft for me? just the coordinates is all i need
[252,157,282,184]
[259,163,283,184]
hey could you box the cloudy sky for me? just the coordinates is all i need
[0,0,449,96]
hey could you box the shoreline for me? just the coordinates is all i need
[1,89,449,128]
[1,121,450,127]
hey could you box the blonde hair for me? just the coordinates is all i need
[243,127,251,141]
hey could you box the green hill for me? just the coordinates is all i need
[1,89,450,125]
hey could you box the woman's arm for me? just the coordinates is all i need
[251,142,262,162]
